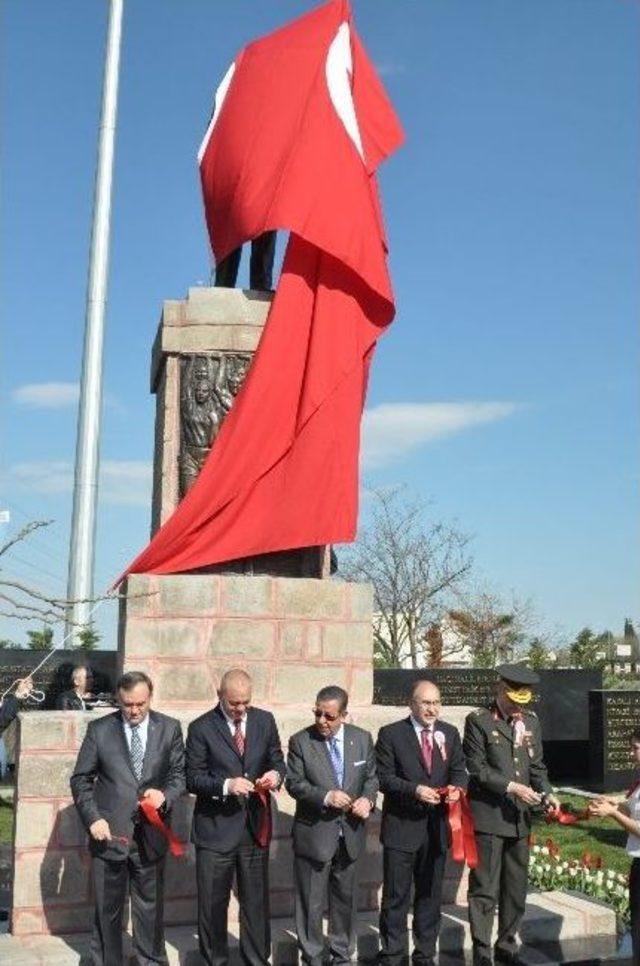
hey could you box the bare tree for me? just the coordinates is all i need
[447,586,539,668]
[0,520,109,646]
[340,487,472,668]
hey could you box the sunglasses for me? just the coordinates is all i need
[313,709,342,722]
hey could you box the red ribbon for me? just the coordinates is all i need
[138,798,185,857]
[544,804,590,826]
[437,787,479,869]
[254,783,273,848]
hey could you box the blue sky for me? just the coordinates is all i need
[2,0,638,649]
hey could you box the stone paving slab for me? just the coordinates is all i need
[0,893,619,965]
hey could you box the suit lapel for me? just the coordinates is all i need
[244,708,257,770]
[311,730,338,785]
[342,725,355,791]
[491,712,514,743]
[212,705,243,760]
[140,712,160,784]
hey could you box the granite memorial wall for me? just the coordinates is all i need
[589,689,640,791]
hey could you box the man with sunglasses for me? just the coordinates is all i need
[463,663,558,966]
[286,685,378,966]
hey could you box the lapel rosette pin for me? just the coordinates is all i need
[434,730,447,762]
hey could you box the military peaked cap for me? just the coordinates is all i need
[496,663,540,687]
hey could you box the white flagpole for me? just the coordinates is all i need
[66,0,124,640]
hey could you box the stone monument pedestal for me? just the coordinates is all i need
[118,573,375,708]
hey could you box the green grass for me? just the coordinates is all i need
[531,794,630,875]
[0,799,14,845]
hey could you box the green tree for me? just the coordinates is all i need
[527,637,554,670]
[26,626,54,650]
[569,627,608,669]
[75,624,101,651]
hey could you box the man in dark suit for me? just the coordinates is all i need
[286,685,378,966]
[376,679,468,966]
[464,664,558,966]
[70,670,186,966]
[186,667,286,966]
[0,676,33,733]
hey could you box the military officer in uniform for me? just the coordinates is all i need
[463,664,559,966]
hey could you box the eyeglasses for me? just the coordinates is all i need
[313,709,341,722]
[413,700,441,708]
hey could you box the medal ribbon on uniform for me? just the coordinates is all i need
[138,798,185,857]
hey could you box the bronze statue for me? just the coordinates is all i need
[178,353,252,498]
[214,231,276,291]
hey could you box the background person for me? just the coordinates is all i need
[376,679,467,966]
[286,685,378,966]
[70,670,186,966]
[588,729,640,965]
[186,668,285,966]
[0,676,34,733]
[463,664,559,966]
[57,665,93,710]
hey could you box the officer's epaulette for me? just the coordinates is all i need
[523,709,539,718]
[471,707,489,717]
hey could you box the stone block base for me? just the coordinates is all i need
[118,574,375,708]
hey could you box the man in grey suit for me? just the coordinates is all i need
[286,685,378,966]
[71,671,186,966]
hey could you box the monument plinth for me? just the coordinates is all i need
[118,573,375,708]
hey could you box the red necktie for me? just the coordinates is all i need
[234,720,245,757]
[421,727,433,772]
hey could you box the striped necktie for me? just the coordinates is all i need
[130,724,144,781]
[327,736,344,787]
[233,719,245,758]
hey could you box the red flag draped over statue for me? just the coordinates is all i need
[117,0,403,580]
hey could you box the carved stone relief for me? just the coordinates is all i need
[178,352,251,498]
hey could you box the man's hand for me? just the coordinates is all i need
[228,777,255,797]
[415,785,441,805]
[445,786,461,803]
[326,790,352,810]
[507,782,542,806]
[544,793,560,811]
[141,788,166,810]
[89,819,112,842]
[350,797,372,820]
[255,770,280,791]
[15,677,33,700]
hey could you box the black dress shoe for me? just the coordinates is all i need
[472,956,493,966]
